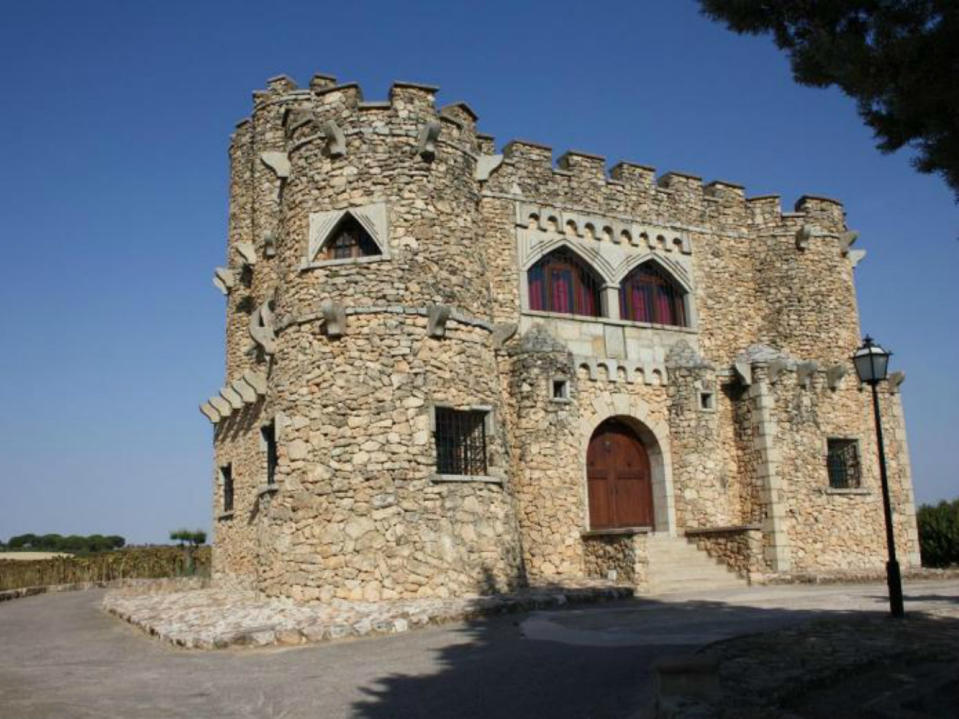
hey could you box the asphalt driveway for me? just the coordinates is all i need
[1,580,956,718]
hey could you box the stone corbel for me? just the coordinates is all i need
[795,224,813,251]
[236,241,257,266]
[262,232,277,258]
[320,120,347,157]
[491,322,518,349]
[199,402,221,423]
[320,300,346,338]
[213,267,236,295]
[826,365,847,391]
[839,230,859,256]
[427,304,452,338]
[220,386,244,410]
[232,377,257,404]
[768,358,789,384]
[849,249,867,268]
[733,360,752,386]
[796,361,818,389]
[416,121,442,161]
[888,371,905,394]
[209,395,232,419]
[242,370,268,396]
[475,154,504,181]
[283,109,314,139]
[260,151,291,179]
[249,294,277,355]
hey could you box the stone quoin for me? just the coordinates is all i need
[200,73,921,602]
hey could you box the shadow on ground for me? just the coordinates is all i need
[2,582,957,719]
[348,585,959,719]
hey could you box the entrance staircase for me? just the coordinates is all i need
[645,534,749,594]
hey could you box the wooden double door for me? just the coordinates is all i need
[587,419,654,529]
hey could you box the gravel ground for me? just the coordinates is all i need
[694,589,959,717]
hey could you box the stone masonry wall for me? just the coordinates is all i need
[771,369,919,571]
[685,527,764,579]
[204,72,920,600]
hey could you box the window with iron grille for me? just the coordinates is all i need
[826,438,861,489]
[527,247,603,317]
[619,262,687,326]
[435,407,488,476]
[221,464,234,512]
[321,215,381,260]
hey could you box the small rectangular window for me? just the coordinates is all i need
[261,422,277,485]
[435,407,488,476]
[552,379,569,400]
[827,439,860,489]
[220,464,234,512]
[700,392,715,411]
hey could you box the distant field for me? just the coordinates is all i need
[0,552,74,561]
[0,546,210,591]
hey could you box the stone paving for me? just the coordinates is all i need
[102,579,632,649]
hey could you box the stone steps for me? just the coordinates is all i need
[645,535,749,594]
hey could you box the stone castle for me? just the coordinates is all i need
[200,73,921,602]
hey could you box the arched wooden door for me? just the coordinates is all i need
[587,419,653,529]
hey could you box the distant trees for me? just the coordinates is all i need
[917,499,959,568]
[4,533,126,553]
[169,529,207,547]
[170,529,207,576]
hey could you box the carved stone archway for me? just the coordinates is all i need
[579,394,676,535]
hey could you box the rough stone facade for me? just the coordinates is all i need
[200,73,920,601]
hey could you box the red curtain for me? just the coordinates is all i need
[550,268,572,313]
[632,284,650,322]
[656,286,673,324]
[578,277,596,316]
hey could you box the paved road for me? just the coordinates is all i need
[1,580,956,718]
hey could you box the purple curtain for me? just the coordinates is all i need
[528,265,544,311]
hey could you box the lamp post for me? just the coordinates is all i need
[852,336,904,618]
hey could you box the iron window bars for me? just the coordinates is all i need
[435,407,488,476]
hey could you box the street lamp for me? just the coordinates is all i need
[852,336,904,618]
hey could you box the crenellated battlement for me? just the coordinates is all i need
[230,72,851,243]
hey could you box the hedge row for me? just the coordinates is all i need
[918,499,959,568]
[0,546,211,591]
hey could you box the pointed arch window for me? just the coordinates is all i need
[320,215,381,260]
[619,262,687,327]
[527,247,603,317]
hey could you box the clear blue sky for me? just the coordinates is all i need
[0,1,955,544]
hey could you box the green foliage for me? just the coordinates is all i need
[698,1,959,201]
[0,546,211,591]
[169,529,206,547]
[4,533,126,554]
[917,499,959,568]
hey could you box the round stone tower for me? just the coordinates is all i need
[207,74,524,602]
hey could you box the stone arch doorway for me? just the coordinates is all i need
[586,418,654,529]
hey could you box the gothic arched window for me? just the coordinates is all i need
[619,262,687,327]
[527,247,603,317]
[321,215,381,260]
